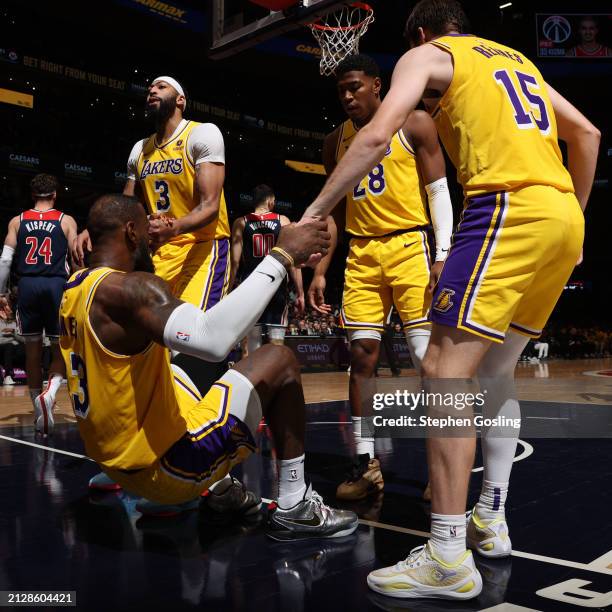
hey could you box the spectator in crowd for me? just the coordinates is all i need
[287,323,299,336]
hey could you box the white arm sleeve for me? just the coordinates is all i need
[187,123,225,165]
[163,255,287,361]
[126,139,145,181]
[0,245,15,294]
[425,177,454,261]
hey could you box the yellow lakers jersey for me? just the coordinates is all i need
[59,267,187,470]
[336,119,429,237]
[429,35,574,196]
[136,120,230,245]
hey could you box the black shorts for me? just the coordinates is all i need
[257,284,289,328]
[16,276,65,338]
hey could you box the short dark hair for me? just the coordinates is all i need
[87,194,145,244]
[336,53,380,79]
[404,0,470,46]
[252,184,275,206]
[30,174,59,198]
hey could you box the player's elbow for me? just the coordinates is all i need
[361,123,390,153]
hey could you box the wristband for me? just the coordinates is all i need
[271,246,295,268]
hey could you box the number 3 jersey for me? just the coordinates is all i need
[15,209,69,278]
[130,119,230,246]
[335,119,429,237]
[429,35,574,197]
[60,267,187,470]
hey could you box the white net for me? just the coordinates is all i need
[308,2,374,77]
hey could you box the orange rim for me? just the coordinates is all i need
[309,1,373,31]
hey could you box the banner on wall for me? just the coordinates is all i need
[114,0,205,32]
[537,14,612,58]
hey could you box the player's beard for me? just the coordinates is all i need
[134,238,155,273]
[145,96,177,124]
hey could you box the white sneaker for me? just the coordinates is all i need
[467,508,512,558]
[34,392,55,436]
[3,375,15,386]
[367,542,482,600]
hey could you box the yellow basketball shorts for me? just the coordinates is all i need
[153,238,230,310]
[341,230,432,332]
[431,185,584,343]
[104,368,256,505]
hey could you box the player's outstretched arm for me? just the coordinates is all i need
[93,221,331,362]
[547,84,600,211]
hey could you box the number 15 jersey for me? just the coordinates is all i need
[129,119,230,246]
[429,35,574,197]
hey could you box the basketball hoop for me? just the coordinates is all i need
[308,2,374,77]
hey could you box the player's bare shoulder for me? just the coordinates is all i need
[403,109,437,142]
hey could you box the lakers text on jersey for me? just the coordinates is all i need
[136,120,230,245]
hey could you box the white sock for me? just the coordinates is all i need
[208,474,233,494]
[46,373,63,403]
[29,388,41,409]
[277,454,306,508]
[475,480,508,521]
[352,416,374,458]
[430,513,467,563]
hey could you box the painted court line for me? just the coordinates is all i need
[2,433,610,577]
[358,518,612,577]
[0,434,93,460]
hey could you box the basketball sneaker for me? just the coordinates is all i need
[88,472,122,492]
[367,542,482,600]
[3,375,15,386]
[267,483,359,541]
[466,508,512,558]
[201,476,262,516]
[33,392,55,436]
[336,453,384,500]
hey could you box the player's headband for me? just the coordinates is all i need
[151,76,185,99]
[32,191,55,197]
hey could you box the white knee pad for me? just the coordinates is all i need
[247,326,263,354]
[348,329,381,343]
[267,325,286,343]
[404,326,431,373]
[221,369,263,438]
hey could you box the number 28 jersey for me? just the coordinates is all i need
[336,119,429,238]
[132,120,230,246]
[429,35,574,197]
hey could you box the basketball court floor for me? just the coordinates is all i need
[1,358,611,611]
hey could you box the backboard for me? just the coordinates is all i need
[210,0,346,59]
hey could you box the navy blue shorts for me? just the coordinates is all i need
[257,284,289,328]
[16,276,65,338]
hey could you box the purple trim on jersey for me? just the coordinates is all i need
[430,193,499,330]
[204,238,229,310]
[64,269,92,290]
[493,487,501,511]
[160,413,256,483]
[509,321,541,336]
